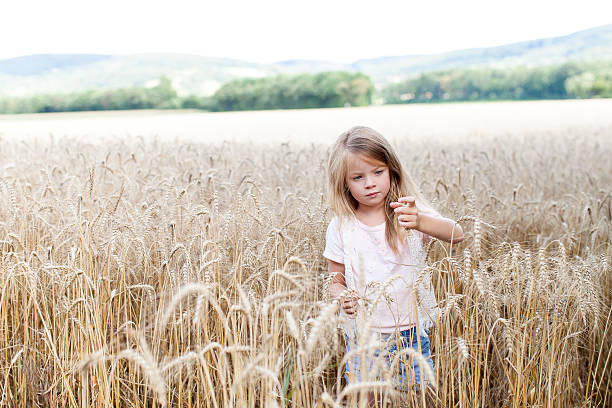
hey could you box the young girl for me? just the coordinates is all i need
[323,126,464,391]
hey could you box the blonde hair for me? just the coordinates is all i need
[327,126,432,255]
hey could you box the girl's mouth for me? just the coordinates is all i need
[366,192,379,197]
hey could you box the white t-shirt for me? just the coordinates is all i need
[323,202,444,333]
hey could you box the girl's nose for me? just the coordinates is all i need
[364,176,375,188]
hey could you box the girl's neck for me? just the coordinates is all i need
[354,205,386,227]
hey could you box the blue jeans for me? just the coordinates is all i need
[344,326,434,390]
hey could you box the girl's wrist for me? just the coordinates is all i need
[328,282,347,300]
[415,212,426,231]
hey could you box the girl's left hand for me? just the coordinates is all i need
[390,196,419,229]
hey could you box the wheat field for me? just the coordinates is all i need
[0,113,610,407]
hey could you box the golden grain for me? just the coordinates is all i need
[0,128,609,407]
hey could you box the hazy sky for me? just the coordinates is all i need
[3,1,611,63]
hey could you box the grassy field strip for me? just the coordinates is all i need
[0,99,611,145]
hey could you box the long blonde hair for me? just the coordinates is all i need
[327,126,432,255]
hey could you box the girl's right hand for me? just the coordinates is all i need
[340,295,359,317]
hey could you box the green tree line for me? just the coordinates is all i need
[212,72,373,111]
[0,72,373,114]
[382,60,612,104]
[0,77,210,114]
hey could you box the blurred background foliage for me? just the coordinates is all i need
[0,72,374,114]
[212,72,373,111]
[382,60,612,103]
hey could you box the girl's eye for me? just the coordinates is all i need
[375,170,383,175]
[352,176,362,180]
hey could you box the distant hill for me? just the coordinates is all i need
[352,24,612,84]
[0,54,112,76]
[1,24,610,97]
[0,53,274,97]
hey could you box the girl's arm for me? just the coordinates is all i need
[328,260,358,316]
[391,197,464,244]
[418,213,464,244]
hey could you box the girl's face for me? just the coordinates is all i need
[345,152,391,211]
